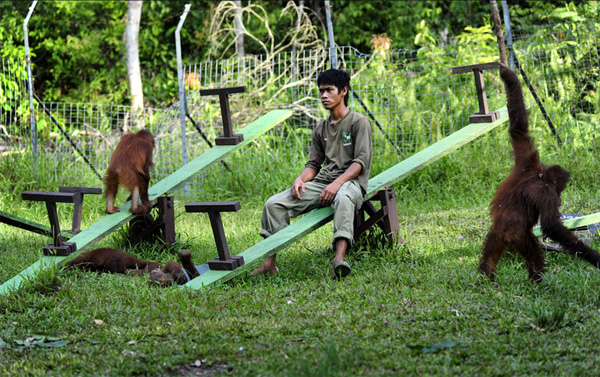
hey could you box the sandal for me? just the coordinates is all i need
[333,260,351,279]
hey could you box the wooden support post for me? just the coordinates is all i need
[378,188,402,245]
[2,187,99,238]
[128,196,176,246]
[160,196,176,245]
[452,62,501,123]
[58,187,102,233]
[199,86,247,145]
[22,191,78,256]
[353,188,404,246]
[184,201,244,270]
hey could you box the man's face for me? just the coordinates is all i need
[319,84,347,110]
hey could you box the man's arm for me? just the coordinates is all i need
[291,167,318,200]
[319,162,362,205]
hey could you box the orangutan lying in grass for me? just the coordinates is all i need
[64,247,200,287]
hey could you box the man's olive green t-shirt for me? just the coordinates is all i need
[305,109,372,194]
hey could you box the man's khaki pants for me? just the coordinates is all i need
[260,180,364,245]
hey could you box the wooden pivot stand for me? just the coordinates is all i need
[21,186,101,255]
[58,187,102,233]
[184,201,244,270]
[128,196,175,246]
[198,86,246,145]
[452,62,501,123]
[354,188,404,246]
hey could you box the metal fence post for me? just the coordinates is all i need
[24,0,38,179]
[324,0,337,69]
[501,0,515,70]
[176,3,192,196]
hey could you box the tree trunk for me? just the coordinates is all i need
[234,0,245,58]
[489,0,507,64]
[124,0,144,124]
[291,0,304,78]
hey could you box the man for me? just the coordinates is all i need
[252,68,372,278]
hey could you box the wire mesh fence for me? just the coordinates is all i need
[0,56,29,157]
[0,19,598,200]
[28,101,190,187]
[510,19,600,149]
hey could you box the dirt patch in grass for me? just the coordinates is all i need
[165,361,229,377]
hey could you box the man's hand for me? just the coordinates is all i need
[291,177,306,200]
[320,181,342,205]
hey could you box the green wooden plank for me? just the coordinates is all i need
[185,107,510,289]
[365,106,508,199]
[185,206,335,289]
[0,109,292,295]
[533,212,600,237]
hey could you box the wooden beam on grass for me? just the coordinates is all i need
[0,210,74,239]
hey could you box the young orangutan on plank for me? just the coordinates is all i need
[65,248,200,286]
[104,129,155,215]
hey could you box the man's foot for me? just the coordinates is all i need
[333,259,351,279]
[251,255,278,275]
[251,264,279,275]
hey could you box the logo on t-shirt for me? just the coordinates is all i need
[342,132,352,146]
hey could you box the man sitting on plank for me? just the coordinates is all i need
[252,68,372,279]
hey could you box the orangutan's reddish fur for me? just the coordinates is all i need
[479,63,600,282]
[65,247,160,274]
[104,129,155,215]
[147,249,200,287]
[65,248,201,286]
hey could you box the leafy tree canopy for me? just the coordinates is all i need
[326,0,591,51]
[0,0,596,106]
[0,0,214,106]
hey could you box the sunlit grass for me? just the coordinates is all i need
[2,143,600,376]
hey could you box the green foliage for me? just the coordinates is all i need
[332,0,491,51]
[512,15,600,148]
[329,0,597,52]
[0,53,29,133]
[0,2,26,47]
[0,1,214,106]
[1,0,598,109]
[0,150,42,194]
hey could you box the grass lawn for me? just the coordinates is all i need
[2,146,600,376]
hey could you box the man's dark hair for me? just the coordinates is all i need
[317,69,350,106]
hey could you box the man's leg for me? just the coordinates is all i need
[252,182,326,274]
[331,181,364,277]
[334,238,349,264]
